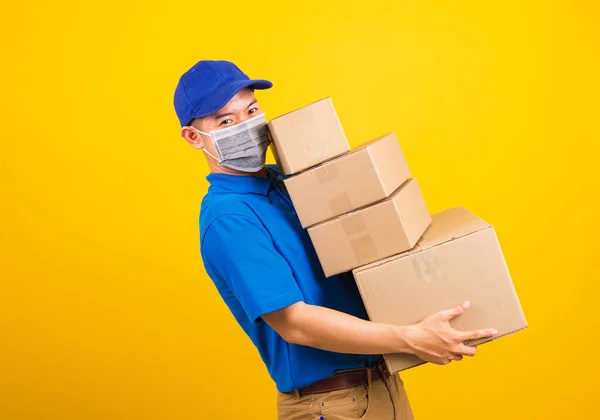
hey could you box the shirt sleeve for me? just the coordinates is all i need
[201,214,304,324]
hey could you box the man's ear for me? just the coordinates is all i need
[181,125,204,149]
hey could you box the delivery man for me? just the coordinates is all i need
[174,60,498,420]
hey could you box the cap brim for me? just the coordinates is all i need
[189,79,273,122]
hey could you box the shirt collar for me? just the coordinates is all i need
[206,171,273,196]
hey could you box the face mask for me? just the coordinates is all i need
[193,114,270,172]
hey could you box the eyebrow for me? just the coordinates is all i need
[212,100,258,121]
[213,111,234,121]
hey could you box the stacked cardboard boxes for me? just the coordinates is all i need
[269,99,432,277]
[268,98,527,374]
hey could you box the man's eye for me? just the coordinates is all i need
[220,119,233,126]
[248,108,257,114]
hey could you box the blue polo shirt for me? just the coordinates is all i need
[199,165,381,392]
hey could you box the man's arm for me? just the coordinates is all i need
[262,300,498,365]
[202,214,497,365]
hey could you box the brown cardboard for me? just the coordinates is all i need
[308,178,431,277]
[267,98,351,175]
[353,207,527,374]
[283,132,412,228]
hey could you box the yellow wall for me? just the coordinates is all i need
[1,1,598,418]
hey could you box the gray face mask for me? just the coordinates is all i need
[193,114,270,172]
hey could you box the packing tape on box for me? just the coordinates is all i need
[315,163,339,184]
[350,235,378,263]
[327,194,352,216]
[341,212,378,263]
[316,163,350,216]
[341,211,366,235]
[412,251,442,283]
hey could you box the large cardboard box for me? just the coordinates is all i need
[284,132,412,228]
[308,178,431,277]
[267,98,351,175]
[353,207,527,373]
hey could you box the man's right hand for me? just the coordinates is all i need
[401,301,498,365]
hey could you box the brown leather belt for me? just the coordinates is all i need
[288,358,391,396]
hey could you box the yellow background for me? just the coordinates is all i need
[1,1,598,419]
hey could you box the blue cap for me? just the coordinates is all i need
[173,60,273,127]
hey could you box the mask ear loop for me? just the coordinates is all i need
[190,127,221,163]
[188,125,212,136]
[201,148,220,162]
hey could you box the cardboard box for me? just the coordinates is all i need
[308,178,431,277]
[353,207,527,373]
[267,98,351,175]
[284,132,412,228]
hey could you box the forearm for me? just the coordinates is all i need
[278,302,412,355]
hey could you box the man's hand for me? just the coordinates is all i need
[402,301,498,365]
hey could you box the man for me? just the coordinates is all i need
[174,60,498,419]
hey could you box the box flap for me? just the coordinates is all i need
[353,207,491,273]
[350,132,393,153]
[286,132,396,178]
[268,97,331,121]
[416,207,491,248]
[283,146,369,181]
[308,177,414,229]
